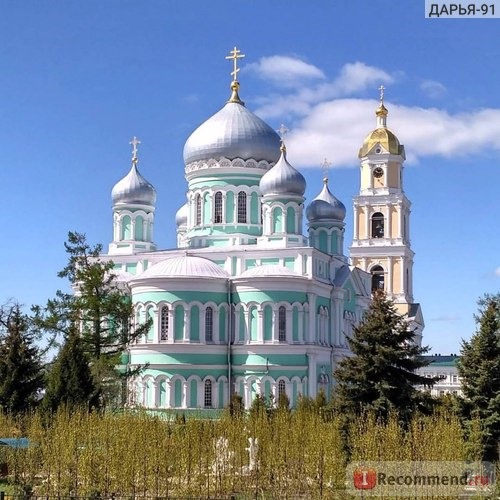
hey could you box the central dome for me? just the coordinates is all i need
[183,92,281,165]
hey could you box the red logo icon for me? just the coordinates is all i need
[353,467,377,490]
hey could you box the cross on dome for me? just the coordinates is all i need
[225,46,245,82]
[379,84,385,104]
[130,136,141,164]
[277,123,289,139]
[321,157,332,183]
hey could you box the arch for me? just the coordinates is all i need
[204,379,213,408]
[249,305,258,342]
[286,206,296,233]
[174,305,184,341]
[237,191,247,223]
[195,193,202,226]
[203,192,211,225]
[272,207,283,233]
[278,305,286,342]
[318,230,328,253]
[205,306,214,342]
[173,378,183,408]
[371,265,385,292]
[371,212,385,238]
[160,305,169,341]
[250,192,259,224]
[158,378,168,408]
[121,215,131,240]
[263,304,273,342]
[146,306,155,342]
[135,215,144,241]
[189,379,198,408]
[278,379,286,399]
[190,305,200,342]
[226,191,235,224]
[214,191,223,223]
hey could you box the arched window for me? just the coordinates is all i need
[205,306,213,342]
[278,379,286,398]
[237,191,247,223]
[160,306,169,341]
[214,191,223,223]
[371,265,385,292]
[278,306,286,342]
[204,379,213,408]
[371,212,384,238]
[195,193,202,226]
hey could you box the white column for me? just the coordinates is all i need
[286,308,293,343]
[387,257,393,294]
[298,309,304,344]
[353,205,358,240]
[307,293,316,343]
[307,353,316,398]
[182,380,188,408]
[184,308,190,342]
[365,207,370,240]
[387,204,392,239]
[257,308,264,343]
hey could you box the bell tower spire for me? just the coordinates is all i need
[350,89,424,344]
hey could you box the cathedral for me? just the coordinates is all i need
[104,49,423,412]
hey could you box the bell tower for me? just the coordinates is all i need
[349,87,423,343]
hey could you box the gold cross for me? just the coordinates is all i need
[130,136,141,164]
[378,85,385,103]
[225,46,245,82]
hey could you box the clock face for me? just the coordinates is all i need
[373,167,384,179]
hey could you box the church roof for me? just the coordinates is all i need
[358,127,403,158]
[137,255,229,280]
[239,264,300,278]
[183,83,281,165]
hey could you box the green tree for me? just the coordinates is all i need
[332,291,437,423]
[0,302,44,415]
[33,232,149,409]
[457,296,500,461]
[42,330,98,412]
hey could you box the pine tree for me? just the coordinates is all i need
[332,291,437,423]
[42,330,98,412]
[457,296,500,461]
[33,231,150,409]
[0,303,44,415]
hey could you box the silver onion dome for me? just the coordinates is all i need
[175,202,188,227]
[259,143,306,197]
[183,82,281,165]
[111,163,156,207]
[306,178,346,222]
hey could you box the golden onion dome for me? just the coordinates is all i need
[358,97,405,159]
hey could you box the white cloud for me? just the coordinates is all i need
[246,55,325,87]
[495,267,500,277]
[420,79,447,99]
[253,61,394,119]
[283,100,500,167]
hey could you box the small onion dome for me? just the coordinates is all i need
[175,202,188,228]
[112,163,156,207]
[137,255,229,280]
[259,143,306,197]
[183,82,281,165]
[306,178,346,223]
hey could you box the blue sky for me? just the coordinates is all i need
[1,1,499,354]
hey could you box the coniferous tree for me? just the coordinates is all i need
[33,231,150,409]
[457,296,500,461]
[332,291,437,423]
[0,303,44,415]
[42,330,98,412]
